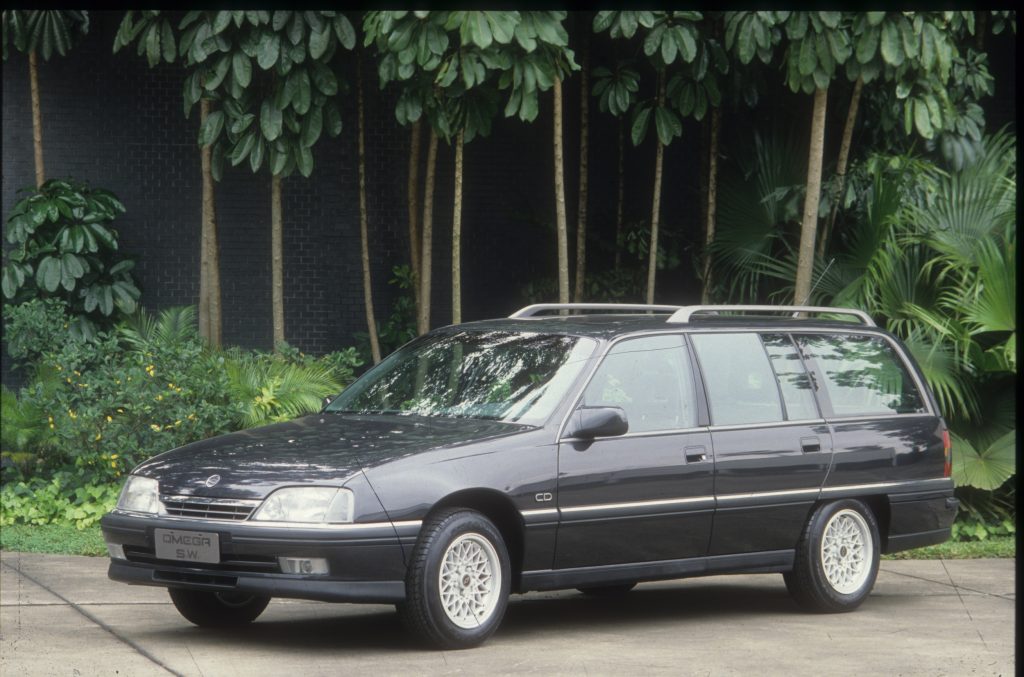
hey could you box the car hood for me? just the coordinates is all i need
[133,413,531,500]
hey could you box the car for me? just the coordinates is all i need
[101,303,958,648]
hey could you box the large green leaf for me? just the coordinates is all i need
[952,430,1016,490]
[259,99,283,141]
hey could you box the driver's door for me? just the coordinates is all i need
[554,334,714,569]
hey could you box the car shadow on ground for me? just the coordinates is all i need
[137,578,799,652]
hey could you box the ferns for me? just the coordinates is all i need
[224,351,343,428]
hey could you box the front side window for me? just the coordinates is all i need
[691,333,783,426]
[327,330,596,425]
[582,334,697,432]
[797,334,926,417]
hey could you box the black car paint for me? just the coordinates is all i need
[101,316,957,604]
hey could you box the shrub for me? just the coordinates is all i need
[0,473,120,529]
[1,297,71,364]
[1,179,141,339]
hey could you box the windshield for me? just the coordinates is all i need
[326,330,597,425]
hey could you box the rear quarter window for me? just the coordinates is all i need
[797,334,926,417]
[691,333,783,426]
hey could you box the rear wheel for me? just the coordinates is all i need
[168,589,270,627]
[577,583,637,596]
[397,509,511,649]
[784,499,880,613]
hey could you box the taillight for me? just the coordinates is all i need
[942,429,952,478]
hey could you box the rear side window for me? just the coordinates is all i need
[583,335,697,432]
[797,334,926,417]
[761,334,820,421]
[691,333,783,426]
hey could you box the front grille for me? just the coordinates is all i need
[160,495,260,521]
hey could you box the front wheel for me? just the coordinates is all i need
[398,509,511,649]
[168,589,270,627]
[784,499,880,613]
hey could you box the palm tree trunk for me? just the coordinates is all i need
[29,49,45,188]
[553,78,570,305]
[451,131,464,325]
[701,106,721,304]
[646,72,666,305]
[357,56,381,364]
[794,87,829,305]
[614,119,625,271]
[818,76,862,260]
[417,130,438,335]
[407,119,422,307]
[270,173,285,349]
[574,38,590,303]
[198,98,222,348]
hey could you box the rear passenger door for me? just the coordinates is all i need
[690,332,832,556]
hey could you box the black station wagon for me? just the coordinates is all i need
[101,304,958,648]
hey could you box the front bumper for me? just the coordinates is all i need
[100,510,420,604]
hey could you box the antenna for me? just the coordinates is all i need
[801,257,836,306]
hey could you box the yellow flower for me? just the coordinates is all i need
[175,387,182,393]
[110,454,118,459]
[55,365,62,372]
[110,461,117,468]
[174,420,182,426]
[150,424,161,432]
[155,394,163,401]
[115,379,121,385]
[116,471,121,477]
[94,433,102,441]
[66,377,72,384]
[73,370,81,376]
[106,416,113,422]
[117,408,125,414]
[68,410,77,420]
[168,383,175,389]
[187,413,196,421]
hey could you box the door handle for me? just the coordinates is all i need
[685,446,707,463]
[800,436,821,453]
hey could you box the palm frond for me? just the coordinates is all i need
[901,328,979,421]
[118,306,198,351]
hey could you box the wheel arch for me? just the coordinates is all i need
[429,488,526,590]
[810,494,890,551]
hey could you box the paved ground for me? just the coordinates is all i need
[0,551,1014,676]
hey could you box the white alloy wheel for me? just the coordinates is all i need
[820,508,873,594]
[438,532,502,629]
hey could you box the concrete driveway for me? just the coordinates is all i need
[0,551,1014,676]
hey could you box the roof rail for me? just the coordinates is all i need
[509,303,683,319]
[667,305,875,326]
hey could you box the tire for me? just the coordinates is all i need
[168,588,270,627]
[577,583,637,596]
[397,508,511,649]
[784,499,880,613]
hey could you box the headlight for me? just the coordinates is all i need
[117,475,161,514]
[251,487,354,524]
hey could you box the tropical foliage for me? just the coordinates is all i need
[1,180,141,339]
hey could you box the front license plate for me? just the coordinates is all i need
[154,528,220,564]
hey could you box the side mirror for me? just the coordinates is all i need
[567,406,628,439]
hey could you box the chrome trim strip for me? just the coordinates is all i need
[560,426,706,443]
[520,508,559,518]
[160,495,261,507]
[708,419,826,432]
[821,478,951,493]
[560,496,713,514]
[716,487,820,502]
[827,413,935,423]
[110,509,419,532]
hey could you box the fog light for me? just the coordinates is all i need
[106,543,126,560]
[278,557,329,575]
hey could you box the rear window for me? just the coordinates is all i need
[797,334,926,417]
